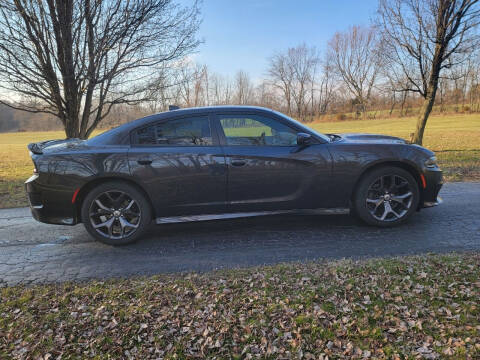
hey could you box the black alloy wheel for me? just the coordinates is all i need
[81,182,151,245]
[354,166,419,227]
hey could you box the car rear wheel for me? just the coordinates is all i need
[81,181,151,245]
[353,166,419,227]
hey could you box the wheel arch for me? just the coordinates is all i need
[350,160,424,206]
[74,176,155,223]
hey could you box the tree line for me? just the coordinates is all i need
[0,0,479,144]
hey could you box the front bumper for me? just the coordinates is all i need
[423,196,443,208]
[420,167,443,209]
[25,174,78,225]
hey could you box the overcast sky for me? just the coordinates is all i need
[185,0,379,81]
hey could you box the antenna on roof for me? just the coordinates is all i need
[169,105,180,111]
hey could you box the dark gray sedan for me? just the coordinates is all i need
[25,106,443,245]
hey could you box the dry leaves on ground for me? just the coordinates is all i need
[1,252,479,359]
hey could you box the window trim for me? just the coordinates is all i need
[214,112,312,147]
[130,114,219,147]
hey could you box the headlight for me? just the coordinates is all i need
[424,156,437,168]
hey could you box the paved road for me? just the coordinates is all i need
[0,182,479,286]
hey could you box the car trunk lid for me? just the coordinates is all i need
[27,138,85,154]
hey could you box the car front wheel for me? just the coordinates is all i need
[353,166,420,227]
[81,181,151,245]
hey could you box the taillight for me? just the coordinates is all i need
[31,156,38,174]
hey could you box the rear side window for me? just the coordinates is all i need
[134,116,212,146]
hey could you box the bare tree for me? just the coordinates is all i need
[145,63,186,113]
[209,73,232,105]
[450,54,478,107]
[268,44,320,119]
[383,72,415,116]
[0,0,201,138]
[313,57,336,115]
[289,45,319,120]
[378,0,480,144]
[467,52,480,111]
[180,63,208,107]
[328,26,382,118]
[234,70,253,105]
[209,73,236,105]
[268,50,294,115]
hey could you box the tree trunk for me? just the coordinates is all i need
[65,118,79,138]
[412,39,444,145]
[400,92,407,116]
[412,86,437,145]
[79,123,89,139]
[389,92,396,116]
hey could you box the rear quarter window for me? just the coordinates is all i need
[133,116,212,146]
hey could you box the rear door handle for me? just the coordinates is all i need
[137,158,152,165]
[231,159,246,167]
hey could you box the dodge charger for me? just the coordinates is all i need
[25,106,443,245]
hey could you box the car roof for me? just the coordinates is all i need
[169,105,272,113]
[130,105,277,129]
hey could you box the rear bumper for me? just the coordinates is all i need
[420,168,443,209]
[25,174,78,225]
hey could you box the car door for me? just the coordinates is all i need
[128,114,227,218]
[214,112,332,213]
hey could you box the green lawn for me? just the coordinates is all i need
[311,113,480,152]
[0,113,479,208]
[1,253,478,359]
[0,130,101,208]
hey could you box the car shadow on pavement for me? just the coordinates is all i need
[124,213,379,250]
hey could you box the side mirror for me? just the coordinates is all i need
[297,132,312,146]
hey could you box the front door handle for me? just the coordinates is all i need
[137,158,152,165]
[231,159,246,167]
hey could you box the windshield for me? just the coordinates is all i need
[273,111,331,143]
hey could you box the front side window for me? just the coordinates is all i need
[135,116,212,146]
[218,115,297,146]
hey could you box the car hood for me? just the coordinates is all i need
[335,133,407,144]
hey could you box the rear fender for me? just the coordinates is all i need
[74,175,155,223]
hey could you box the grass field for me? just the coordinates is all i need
[0,130,101,209]
[311,113,480,183]
[1,253,479,358]
[0,113,479,208]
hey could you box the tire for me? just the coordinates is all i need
[81,181,151,245]
[353,166,420,227]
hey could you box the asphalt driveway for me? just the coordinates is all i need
[0,182,479,286]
